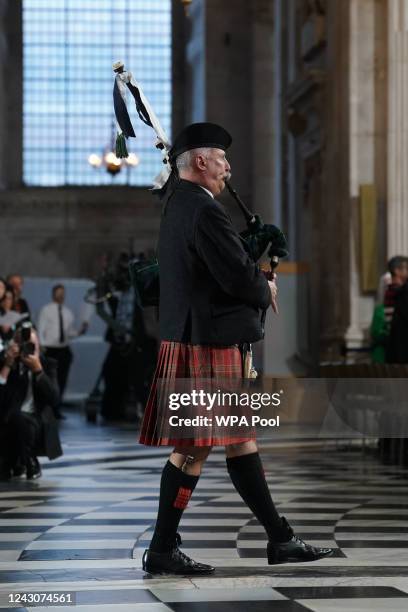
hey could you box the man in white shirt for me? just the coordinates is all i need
[37,284,87,418]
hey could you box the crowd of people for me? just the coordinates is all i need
[0,274,86,481]
[0,267,158,482]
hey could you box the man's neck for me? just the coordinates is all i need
[179,173,215,198]
[198,185,214,199]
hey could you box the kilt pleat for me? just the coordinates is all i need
[139,341,254,447]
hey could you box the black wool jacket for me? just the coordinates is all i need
[158,179,271,345]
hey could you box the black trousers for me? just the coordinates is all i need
[0,412,39,469]
[101,338,157,420]
[44,346,73,400]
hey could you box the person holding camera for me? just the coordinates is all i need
[0,326,62,481]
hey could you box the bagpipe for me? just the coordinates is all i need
[111,61,289,308]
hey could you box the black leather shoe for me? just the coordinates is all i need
[267,517,333,564]
[142,534,214,575]
[26,457,42,480]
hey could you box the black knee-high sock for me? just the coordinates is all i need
[226,452,288,542]
[149,460,199,552]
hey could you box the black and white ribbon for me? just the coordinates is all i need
[113,66,172,189]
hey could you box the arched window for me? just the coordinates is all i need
[23,0,171,186]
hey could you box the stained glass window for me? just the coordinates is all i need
[23,0,171,186]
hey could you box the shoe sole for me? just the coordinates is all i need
[143,567,215,576]
[269,550,334,565]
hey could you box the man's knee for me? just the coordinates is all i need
[171,446,212,473]
[173,446,212,462]
[226,443,242,453]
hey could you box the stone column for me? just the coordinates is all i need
[342,0,388,353]
[184,0,206,123]
[387,0,408,256]
[0,0,23,189]
[185,0,253,203]
[344,0,377,350]
[251,0,275,225]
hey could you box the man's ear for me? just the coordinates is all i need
[195,154,207,171]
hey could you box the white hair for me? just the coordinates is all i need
[175,147,212,171]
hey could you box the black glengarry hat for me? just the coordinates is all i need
[169,122,232,161]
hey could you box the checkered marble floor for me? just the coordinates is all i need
[2,413,408,611]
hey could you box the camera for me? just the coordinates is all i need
[0,320,35,366]
[19,322,35,357]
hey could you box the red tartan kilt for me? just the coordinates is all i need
[139,341,255,447]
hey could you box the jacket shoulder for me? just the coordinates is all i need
[194,199,231,235]
[161,184,215,230]
[172,188,212,207]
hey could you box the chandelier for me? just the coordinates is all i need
[87,122,139,176]
[180,0,192,15]
[88,150,139,176]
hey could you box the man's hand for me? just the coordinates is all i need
[20,353,43,375]
[268,276,279,314]
[4,342,19,367]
